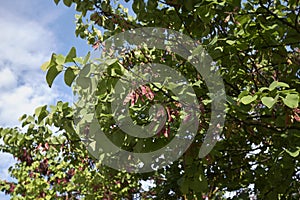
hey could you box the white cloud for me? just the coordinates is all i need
[0,68,17,90]
[0,84,58,124]
[0,1,68,198]
[0,18,56,69]
[0,2,90,198]
[0,1,69,127]
[0,2,80,199]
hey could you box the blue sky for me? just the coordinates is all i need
[0,0,91,198]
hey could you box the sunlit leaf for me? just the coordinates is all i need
[283,94,299,108]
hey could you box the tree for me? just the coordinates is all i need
[1,0,300,199]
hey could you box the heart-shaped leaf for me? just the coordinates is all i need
[283,94,299,108]
[262,97,276,109]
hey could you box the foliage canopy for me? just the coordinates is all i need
[1,0,300,199]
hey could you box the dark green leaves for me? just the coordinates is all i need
[177,169,208,194]
[63,0,72,7]
[65,47,77,63]
[64,66,80,86]
[132,0,145,17]
[42,47,80,87]
[46,64,63,87]
[183,0,194,11]
[2,0,300,199]
[54,0,60,5]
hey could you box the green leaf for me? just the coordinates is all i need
[41,53,56,71]
[46,65,63,87]
[238,90,249,99]
[83,51,91,64]
[54,0,60,5]
[65,47,77,63]
[240,95,257,104]
[76,76,91,89]
[193,173,208,192]
[63,0,72,7]
[35,105,47,117]
[208,35,218,45]
[283,94,299,108]
[73,57,83,64]
[35,105,48,124]
[269,81,289,91]
[18,114,27,121]
[133,0,145,14]
[55,54,65,65]
[105,58,118,66]
[3,134,12,144]
[184,0,194,11]
[226,40,236,45]
[22,116,34,127]
[40,61,50,71]
[214,46,223,52]
[177,177,189,194]
[64,66,79,87]
[284,147,300,157]
[258,87,269,92]
[262,96,277,109]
